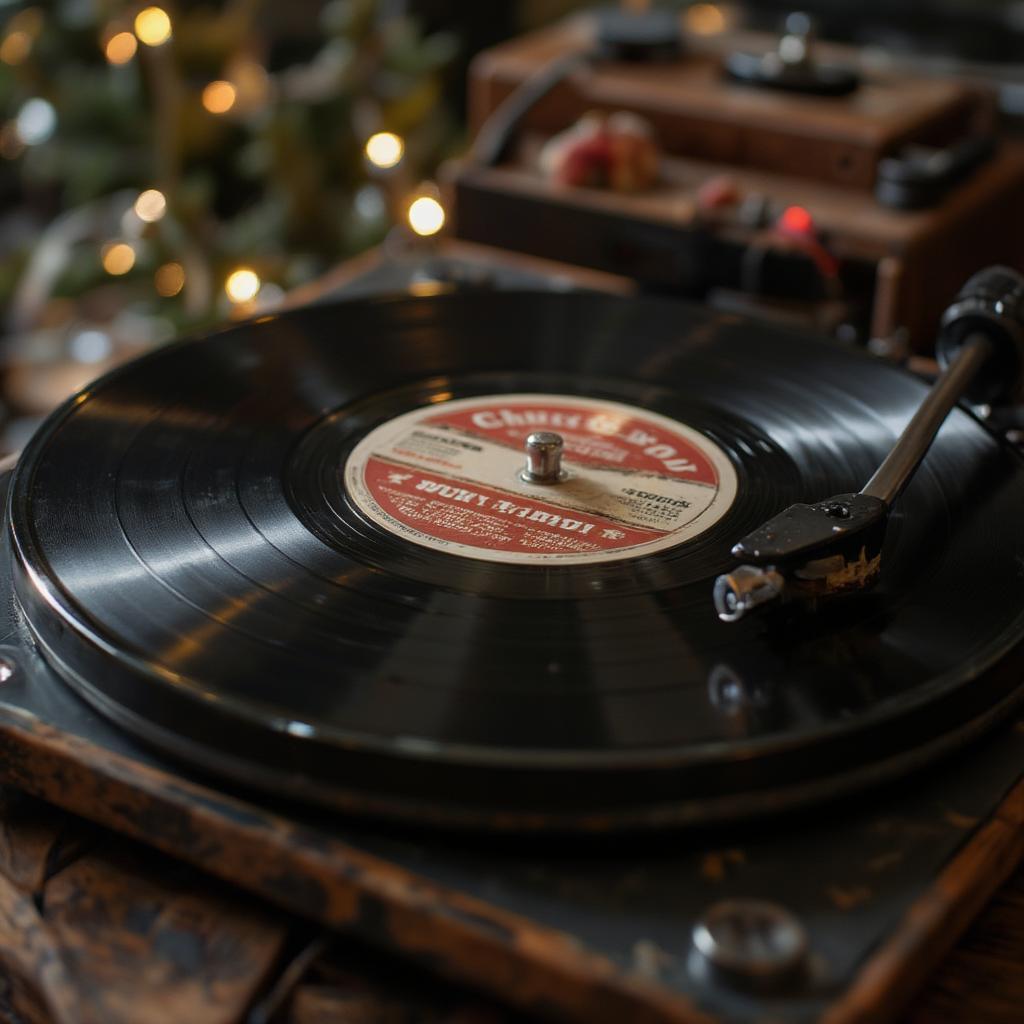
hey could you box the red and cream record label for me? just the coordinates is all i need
[344,394,737,565]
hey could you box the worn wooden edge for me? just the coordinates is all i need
[4,702,1022,1024]
[0,708,713,1024]
[823,776,1024,1024]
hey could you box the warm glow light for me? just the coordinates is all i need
[101,242,136,276]
[202,80,237,115]
[105,31,138,64]
[134,188,167,223]
[365,131,404,170]
[155,261,185,296]
[225,268,260,303]
[134,7,172,47]
[1,31,32,65]
[685,3,726,36]
[408,195,445,237]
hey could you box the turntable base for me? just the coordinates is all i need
[3,253,1024,1022]
[0,791,1021,1024]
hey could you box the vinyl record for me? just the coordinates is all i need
[9,290,1024,829]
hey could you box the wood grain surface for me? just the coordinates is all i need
[0,786,1020,1024]
[909,869,1024,1024]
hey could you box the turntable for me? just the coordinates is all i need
[0,258,1023,1022]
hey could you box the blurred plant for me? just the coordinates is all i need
[0,0,456,343]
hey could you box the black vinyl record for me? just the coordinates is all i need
[9,290,1024,830]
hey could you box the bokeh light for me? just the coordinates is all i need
[407,194,445,237]
[69,329,113,364]
[202,80,237,115]
[1,8,43,65]
[105,31,138,65]
[134,7,172,47]
[101,242,137,276]
[155,262,185,297]
[15,98,56,146]
[134,189,167,223]
[1,31,32,66]
[365,131,404,170]
[685,4,727,36]
[225,268,260,303]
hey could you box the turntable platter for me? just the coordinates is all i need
[10,291,1024,828]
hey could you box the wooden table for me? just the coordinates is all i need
[907,868,1024,1023]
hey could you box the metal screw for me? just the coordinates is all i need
[520,431,567,484]
[0,658,15,683]
[692,899,808,990]
[708,664,746,714]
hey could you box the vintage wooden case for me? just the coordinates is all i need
[450,14,1024,349]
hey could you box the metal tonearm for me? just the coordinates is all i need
[714,266,1024,623]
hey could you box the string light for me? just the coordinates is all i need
[133,189,167,223]
[134,7,172,47]
[202,80,237,115]
[365,132,404,170]
[155,262,185,297]
[225,268,260,303]
[105,31,137,65]
[101,242,136,276]
[408,193,445,237]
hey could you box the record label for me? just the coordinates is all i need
[344,394,737,564]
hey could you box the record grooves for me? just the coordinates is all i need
[9,291,1024,829]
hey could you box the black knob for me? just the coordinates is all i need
[937,266,1024,405]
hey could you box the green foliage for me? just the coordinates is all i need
[0,0,455,332]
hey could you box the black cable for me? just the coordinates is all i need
[470,48,594,168]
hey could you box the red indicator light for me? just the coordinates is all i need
[779,205,814,235]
